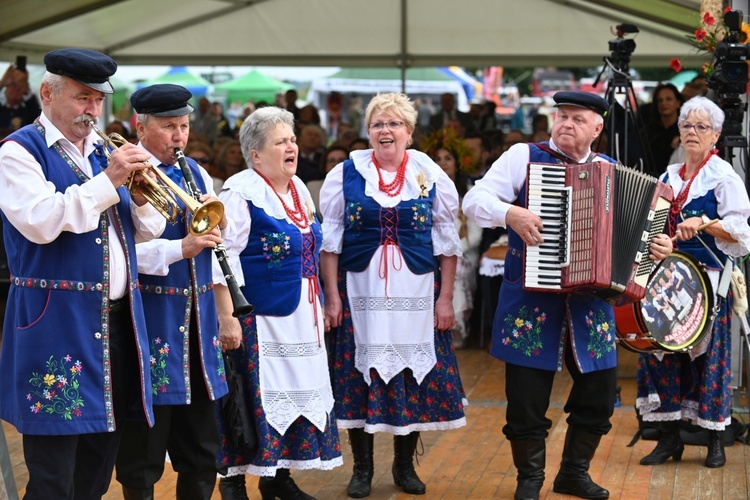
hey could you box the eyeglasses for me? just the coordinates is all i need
[368,121,405,131]
[678,122,713,134]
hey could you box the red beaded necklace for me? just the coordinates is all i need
[372,151,409,197]
[669,148,716,234]
[255,170,310,229]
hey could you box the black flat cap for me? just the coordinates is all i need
[44,48,117,94]
[553,91,609,117]
[130,84,194,117]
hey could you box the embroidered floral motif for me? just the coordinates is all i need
[500,306,546,356]
[345,202,363,231]
[213,336,226,382]
[261,233,291,268]
[150,337,170,394]
[585,309,615,359]
[28,355,84,419]
[411,203,431,231]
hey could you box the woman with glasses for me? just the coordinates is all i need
[637,96,750,469]
[319,93,467,497]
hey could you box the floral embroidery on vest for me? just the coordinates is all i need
[261,233,291,268]
[28,355,84,419]
[500,306,546,356]
[345,201,363,231]
[585,310,615,358]
[411,202,431,232]
[150,337,170,394]
[213,336,226,383]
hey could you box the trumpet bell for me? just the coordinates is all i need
[191,200,225,236]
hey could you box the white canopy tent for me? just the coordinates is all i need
[0,0,704,70]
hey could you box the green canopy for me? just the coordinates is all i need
[213,69,293,105]
[110,75,135,116]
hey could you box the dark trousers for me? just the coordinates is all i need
[503,342,617,441]
[23,305,140,499]
[115,326,220,489]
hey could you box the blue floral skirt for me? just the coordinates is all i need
[636,295,733,430]
[216,314,343,477]
[329,270,468,435]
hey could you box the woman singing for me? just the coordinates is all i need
[320,92,467,498]
[214,107,342,500]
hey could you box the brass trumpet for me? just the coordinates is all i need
[86,120,224,236]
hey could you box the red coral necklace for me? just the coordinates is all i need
[255,170,310,229]
[372,151,409,197]
[669,148,716,235]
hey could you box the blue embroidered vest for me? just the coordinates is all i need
[239,200,323,317]
[339,159,438,274]
[664,172,726,270]
[138,157,227,405]
[0,124,155,435]
[489,144,618,373]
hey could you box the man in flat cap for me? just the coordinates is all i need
[463,90,673,500]
[114,83,230,500]
[0,48,165,498]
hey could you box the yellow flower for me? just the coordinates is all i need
[272,245,280,253]
[515,318,524,328]
[43,374,55,386]
[602,322,609,332]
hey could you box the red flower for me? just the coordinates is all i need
[695,29,707,43]
[703,12,715,25]
[725,6,732,14]
[670,58,682,72]
[300,442,310,450]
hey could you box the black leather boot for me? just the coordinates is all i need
[552,427,609,499]
[392,432,426,495]
[705,430,726,468]
[176,471,217,500]
[510,440,545,500]
[257,468,315,500]
[640,420,684,466]
[121,486,154,500]
[347,428,374,498]
[219,475,249,500]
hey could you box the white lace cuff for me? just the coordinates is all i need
[717,216,750,257]
[321,220,344,253]
[432,221,462,257]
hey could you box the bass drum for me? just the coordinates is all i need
[615,251,715,353]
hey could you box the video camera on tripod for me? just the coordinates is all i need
[608,23,639,74]
[708,9,749,147]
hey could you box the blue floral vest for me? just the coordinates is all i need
[238,201,323,317]
[489,144,618,373]
[339,159,438,274]
[138,157,227,405]
[0,123,155,435]
[664,171,726,270]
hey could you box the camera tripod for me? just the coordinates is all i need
[593,58,652,169]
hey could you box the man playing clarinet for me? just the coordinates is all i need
[114,83,230,500]
[463,90,673,500]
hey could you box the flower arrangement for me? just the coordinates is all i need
[420,127,477,175]
[671,0,750,75]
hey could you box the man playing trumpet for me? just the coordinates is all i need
[114,83,230,500]
[0,48,165,498]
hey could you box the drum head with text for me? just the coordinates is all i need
[639,252,713,352]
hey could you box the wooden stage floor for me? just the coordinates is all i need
[4,347,750,499]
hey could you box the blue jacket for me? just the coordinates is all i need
[0,123,155,435]
[138,157,227,404]
[490,144,619,373]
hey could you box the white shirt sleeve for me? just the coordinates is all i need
[714,168,750,257]
[431,170,462,257]
[319,163,346,254]
[212,188,251,287]
[462,143,530,229]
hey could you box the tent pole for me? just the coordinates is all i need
[400,0,407,93]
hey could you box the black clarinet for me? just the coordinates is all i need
[174,148,254,317]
